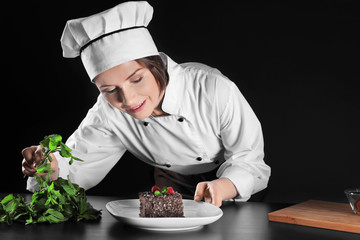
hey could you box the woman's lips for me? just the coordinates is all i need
[127,100,146,113]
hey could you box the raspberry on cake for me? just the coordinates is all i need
[139,186,184,217]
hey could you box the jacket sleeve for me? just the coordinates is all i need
[216,80,271,201]
[26,96,126,192]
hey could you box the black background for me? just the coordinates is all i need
[3,1,359,203]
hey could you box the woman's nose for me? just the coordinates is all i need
[119,88,135,108]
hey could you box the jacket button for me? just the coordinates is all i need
[196,157,202,161]
[178,117,184,122]
[165,163,171,168]
[143,122,149,126]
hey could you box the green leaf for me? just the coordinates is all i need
[35,176,46,189]
[40,137,50,149]
[4,200,17,213]
[48,182,54,192]
[48,140,57,151]
[52,189,62,200]
[81,207,102,220]
[60,148,71,158]
[1,194,14,205]
[36,163,51,174]
[161,186,168,194]
[60,142,72,155]
[14,211,28,221]
[71,156,84,162]
[47,154,53,162]
[62,204,74,219]
[48,134,62,148]
[44,209,65,220]
[46,215,61,223]
[50,134,62,143]
[45,134,62,151]
[62,184,76,196]
[37,216,47,223]
[78,196,88,215]
[31,198,46,213]
[67,176,77,191]
[25,215,33,225]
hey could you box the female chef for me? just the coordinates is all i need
[22,1,270,206]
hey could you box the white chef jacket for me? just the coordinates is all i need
[27,53,271,201]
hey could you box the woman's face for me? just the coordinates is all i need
[94,60,165,119]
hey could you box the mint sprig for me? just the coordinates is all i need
[37,134,83,174]
[154,187,168,196]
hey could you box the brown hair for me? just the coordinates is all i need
[136,55,169,92]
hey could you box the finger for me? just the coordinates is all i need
[22,158,36,171]
[21,146,37,164]
[22,159,37,176]
[204,196,212,204]
[204,184,214,204]
[194,182,209,201]
[23,168,37,177]
[207,183,223,207]
[33,145,43,165]
[211,193,223,207]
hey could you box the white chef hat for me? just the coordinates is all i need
[60,1,159,80]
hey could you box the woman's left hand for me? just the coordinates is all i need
[194,178,238,207]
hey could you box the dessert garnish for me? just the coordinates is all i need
[151,186,175,196]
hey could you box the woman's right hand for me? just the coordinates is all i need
[22,145,59,180]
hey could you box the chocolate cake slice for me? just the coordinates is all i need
[139,186,184,217]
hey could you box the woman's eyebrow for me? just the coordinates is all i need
[126,68,143,80]
[99,68,143,89]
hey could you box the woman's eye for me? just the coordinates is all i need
[133,77,143,83]
[104,88,117,95]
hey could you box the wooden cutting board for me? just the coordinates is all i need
[268,200,360,233]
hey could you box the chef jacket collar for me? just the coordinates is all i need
[158,53,189,119]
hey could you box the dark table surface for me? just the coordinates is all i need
[1,194,359,240]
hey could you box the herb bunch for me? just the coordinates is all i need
[0,134,101,225]
[0,176,101,225]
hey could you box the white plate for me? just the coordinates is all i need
[106,199,223,231]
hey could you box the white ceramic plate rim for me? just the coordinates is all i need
[106,199,223,231]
